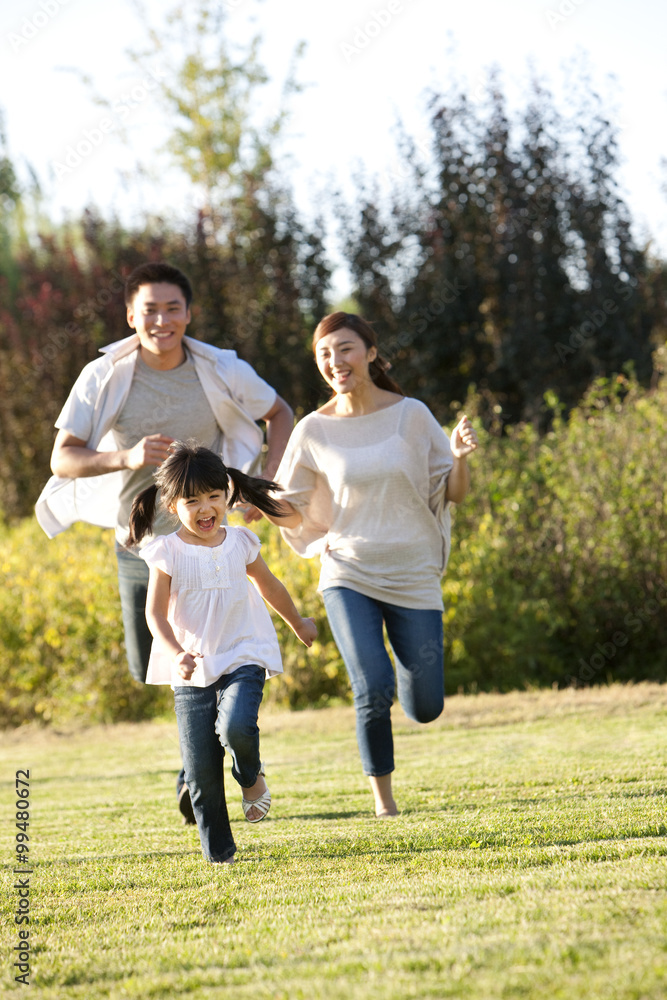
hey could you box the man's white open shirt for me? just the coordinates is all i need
[35,334,276,538]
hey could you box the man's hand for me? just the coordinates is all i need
[124,434,175,470]
[51,430,175,478]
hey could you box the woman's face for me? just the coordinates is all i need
[314,327,377,395]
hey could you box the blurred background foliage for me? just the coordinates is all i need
[1,362,664,726]
[0,1,665,724]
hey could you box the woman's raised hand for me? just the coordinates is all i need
[450,415,478,458]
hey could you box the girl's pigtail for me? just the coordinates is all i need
[127,484,160,545]
[227,468,287,518]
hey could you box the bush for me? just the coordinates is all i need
[0,517,344,727]
[444,365,667,692]
[1,366,665,727]
[0,522,171,726]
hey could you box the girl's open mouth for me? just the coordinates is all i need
[197,517,215,530]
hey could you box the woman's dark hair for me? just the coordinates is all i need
[127,442,284,545]
[312,312,404,395]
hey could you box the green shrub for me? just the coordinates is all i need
[0,521,171,726]
[0,517,344,727]
[1,366,665,727]
[444,369,667,692]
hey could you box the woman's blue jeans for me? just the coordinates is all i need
[173,665,266,863]
[322,587,444,777]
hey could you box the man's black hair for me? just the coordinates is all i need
[124,262,193,308]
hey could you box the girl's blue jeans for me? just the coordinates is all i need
[322,587,444,777]
[173,664,266,863]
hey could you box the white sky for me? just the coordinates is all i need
[1,0,666,292]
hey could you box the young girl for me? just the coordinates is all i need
[128,442,317,865]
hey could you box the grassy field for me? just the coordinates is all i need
[2,683,667,999]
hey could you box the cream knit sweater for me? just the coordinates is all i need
[275,397,454,610]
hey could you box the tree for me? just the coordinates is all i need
[341,68,661,430]
[125,0,330,409]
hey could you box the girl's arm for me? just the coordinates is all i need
[145,566,197,679]
[246,555,317,646]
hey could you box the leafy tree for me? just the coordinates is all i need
[0,0,332,519]
[342,70,662,429]
[126,0,330,409]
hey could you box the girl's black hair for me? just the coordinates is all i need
[127,441,285,545]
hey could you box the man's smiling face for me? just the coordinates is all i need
[126,282,191,370]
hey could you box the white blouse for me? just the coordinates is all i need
[141,526,283,687]
[275,397,453,610]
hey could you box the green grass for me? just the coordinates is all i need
[2,684,667,999]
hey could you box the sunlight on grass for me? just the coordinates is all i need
[2,684,666,998]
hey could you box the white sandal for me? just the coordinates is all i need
[242,764,271,823]
[242,787,271,823]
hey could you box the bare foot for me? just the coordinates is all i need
[368,773,399,818]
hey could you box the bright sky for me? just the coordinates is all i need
[1,0,666,289]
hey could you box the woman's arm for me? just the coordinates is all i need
[145,566,197,679]
[260,498,303,530]
[445,456,471,503]
[445,415,478,503]
[246,555,317,646]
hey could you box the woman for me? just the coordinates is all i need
[265,312,478,817]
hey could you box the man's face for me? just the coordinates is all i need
[126,282,191,369]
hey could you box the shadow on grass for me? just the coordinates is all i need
[277,810,367,821]
[0,768,182,793]
[14,848,203,868]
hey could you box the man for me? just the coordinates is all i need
[36,261,293,822]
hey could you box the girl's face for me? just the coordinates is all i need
[314,328,377,396]
[171,489,228,543]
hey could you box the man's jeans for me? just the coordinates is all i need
[174,665,266,862]
[117,544,191,803]
[116,543,153,683]
[322,587,444,776]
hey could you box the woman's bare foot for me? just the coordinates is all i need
[369,773,399,817]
